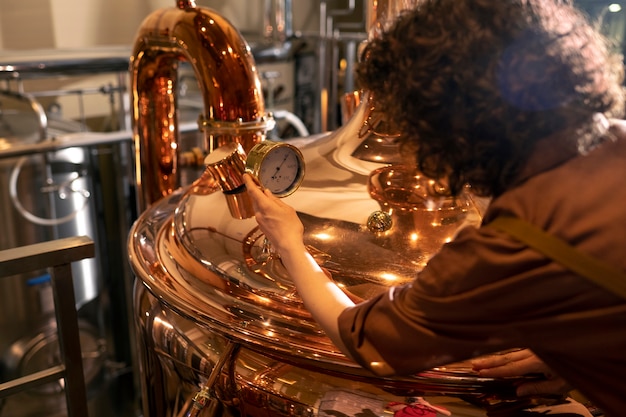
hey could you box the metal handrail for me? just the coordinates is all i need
[0,236,95,417]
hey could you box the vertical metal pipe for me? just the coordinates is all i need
[130,2,267,211]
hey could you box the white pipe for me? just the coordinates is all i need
[273,109,310,137]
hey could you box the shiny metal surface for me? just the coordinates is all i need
[0,236,94,417]
[1,52,139,417]
[0,47,130,79]
[245,140,305,197]
[134,277,521,417]
[130,102,483,368]
[0,91,47,145]
[130,0,271,211]
[367,0,422,36]
[128,1,521,416]
[129,101,497,416]
[0,91,101,340]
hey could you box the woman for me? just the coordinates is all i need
[243,0,626,415]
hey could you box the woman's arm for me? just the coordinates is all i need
[243,174,355,354]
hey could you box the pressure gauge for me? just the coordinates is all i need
[245,141,305,197]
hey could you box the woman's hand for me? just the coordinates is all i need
[243,173,306,257]
[471,349,572,397]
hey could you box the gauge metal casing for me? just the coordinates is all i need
[245,141,305,197]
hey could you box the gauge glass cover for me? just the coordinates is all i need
[246,141,305,197]
[258,146,301,195]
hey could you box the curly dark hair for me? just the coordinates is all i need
[356,0,625,197]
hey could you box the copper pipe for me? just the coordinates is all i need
[367,0,420,38]
[130,1,269,212]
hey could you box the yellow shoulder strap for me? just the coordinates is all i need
[487,216,626,300]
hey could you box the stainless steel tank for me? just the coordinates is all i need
[0,49,138,417]
[0,89,100,343]
[128,2,523,417]
[0,91,107,417]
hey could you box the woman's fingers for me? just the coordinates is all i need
[472,349,543,377]
[472,349,531,369]
[471,349,572,397]
[243,173,305,254]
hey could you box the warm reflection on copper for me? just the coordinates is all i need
[130,1,268,211]
[368,165,475,269]
[341,90,362,125]
[203,143,247,192]
[127,1,520,417]
[134,275,530,417]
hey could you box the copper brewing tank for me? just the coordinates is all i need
[128,2,511,417]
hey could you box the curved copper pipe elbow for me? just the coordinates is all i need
[130,2,268,211]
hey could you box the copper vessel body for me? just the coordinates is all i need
[128,2,516,417]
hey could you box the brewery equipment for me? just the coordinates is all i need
[126,1,537,417]
[0,48,138,417]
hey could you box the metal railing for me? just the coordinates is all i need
[0,236,95,417]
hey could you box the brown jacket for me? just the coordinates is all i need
[339,121,626,416]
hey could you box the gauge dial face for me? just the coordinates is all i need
[246,141,305,197]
